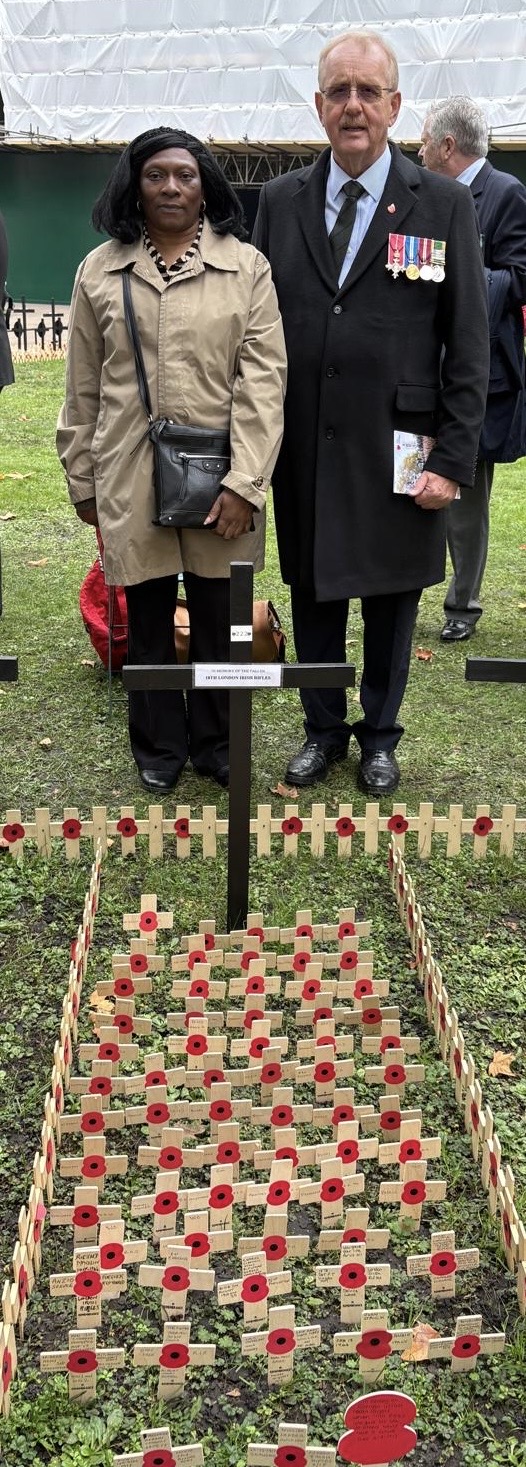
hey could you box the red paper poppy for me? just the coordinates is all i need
[316,1033,336,1048]
[97,1041,118,1066]
[158,1145,183,1171]
[250,1035,270,1059]
[472,816,493,837]
[266,1328,296,1355]
[153,1190,179,1215]
[240,951,260,971]
[262,1235,287,1262]
[145,1069,167,1088]
[203,932,215,950]
[146,1102,171,1126]
[281,817,303,835]
[159,1343,190,1370]
[73,1269,102,1298]
[63,1035,71,1064]
[33,1212,44,1245]
[130,953,148,973]
[81,1154,106,1178]
[274,1448,307,1467]
[188,950,207,969]
[335,817,356,837]
[292,952,311,973]
[430,1250,457,1277]
[173,817,190,838]
[302,978,321,1000]
[362,1007,382,1027]
[144,1451,177,1467]
[54,1081,64,1110]
[62,818,82,840]
[337,1138,360,1165]
[186,1034,208,1056]
[99,1242,125,1271]
[209,1184,234,1211]
[452,1333,481,1359]
[241,1273,269,1304]
[276,1145,298,1168]
[339,1262,367,1290]
[116,816,138,837]
[81,1110,105,1134]
[489,1154,498,1190]
[89,1075,112,1096]
[216,1141,241,1165]
[314,1061,336,1085]
[71,991,79,1018]
[338,921,356,939]
[398,876,405,899]
[2,822,25,843]
[243,1007,264,1029]
[261,1062,283,1086]
[320,1177,345,1202]
[380,1035,399,1053]
[343,1227,366,1244]
[332,1104,355,1125]
[114,976,134,997]
[113,1013,134,1034]
[379,1110,400,1131]
[139,911,158,932]
[246,975,265,994]
[384,1063,407,1086]
[267,1180,291,1207]
[67,1349,98,1374]
[189,978,209,998]
[401,1180,427,1205]
[18,1266,28,1304]
[340,950,358,971]
[399,1139,422,1163]
[72,1204,99,1229]
[247,926,264,940]
[203,1069,225,1090]
[209,1099,232,1122]
[185,1231,210,1257]
[426,974,433,1002]
[271,1104,293,1128]
[502,1212,512,1249]
[45,1136,54,1173]
[471,1102,480,1133]
[354,978,373,998]
[453,1048,462,1079]
[439,1002,446,1032]
[313,1005,333,1025]
[1,1348,12,1391]
[296,923,314,938]
[387,814,409,834]
[162,1266,190,1293]
[356,1328,392,1360]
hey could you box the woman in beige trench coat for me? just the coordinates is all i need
[57,127,286,793]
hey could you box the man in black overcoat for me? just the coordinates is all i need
[253,31,489,795]
[0,212,14,391]
[420,96,526,643]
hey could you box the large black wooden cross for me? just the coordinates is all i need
[123,563,355,931]
[466,657,526,686]
[0,657,17,682]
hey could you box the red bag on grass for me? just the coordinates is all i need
[79,529,128,670]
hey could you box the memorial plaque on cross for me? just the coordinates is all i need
[123,563,354,929]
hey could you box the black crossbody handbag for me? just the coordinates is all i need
[122,269,230,528]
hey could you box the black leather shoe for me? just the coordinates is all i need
[440,618,475,643]
[284,740,348,788]
[198,764,230,788]
[138,767,180,793]
[357,750,400,796]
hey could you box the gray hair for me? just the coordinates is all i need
[318,30,399,91]
[425,96,489,158]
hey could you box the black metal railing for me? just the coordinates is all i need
[4,297,68,351]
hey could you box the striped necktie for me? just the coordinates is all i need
[329,180,365,276]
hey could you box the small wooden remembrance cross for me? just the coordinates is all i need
[122,563,354,929]
[248,1420,336,1465]
[113,1429,204,1467]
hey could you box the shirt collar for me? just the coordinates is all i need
[456,157,486,187]
[327,143,392,205]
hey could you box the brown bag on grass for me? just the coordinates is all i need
[174,597,286,665]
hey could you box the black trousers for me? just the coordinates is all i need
[124,573,230,777]
[290,585,422,755]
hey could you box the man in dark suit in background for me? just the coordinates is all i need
[0,212,14,391]
[420,96,526,643]
[253,30,489,795]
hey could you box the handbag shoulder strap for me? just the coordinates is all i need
[122,266,154,423]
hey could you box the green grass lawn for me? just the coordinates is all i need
[0,363,525,1467]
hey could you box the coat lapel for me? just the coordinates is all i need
[337,146,423,296]
[292,148,338,292]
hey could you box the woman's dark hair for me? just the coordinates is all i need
[92,126,246,241]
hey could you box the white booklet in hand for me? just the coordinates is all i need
[393,431,461,498]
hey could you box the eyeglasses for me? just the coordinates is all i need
[320,82,395,106]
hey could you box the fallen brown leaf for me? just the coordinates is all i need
[271,781,299,798]
[39,737,52,748]
[415,647,433,661]
[488,1050,515,1078]
[0,512,16,521]
[518,602,526,611]
[26,558,49,567]
[81,658,96,668]
[402,1320,440,1362]
[0,471,31,480]
[89,989,114,1014]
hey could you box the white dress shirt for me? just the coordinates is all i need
[325,145,392,286]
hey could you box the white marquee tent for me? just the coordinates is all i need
[1,0,525,147]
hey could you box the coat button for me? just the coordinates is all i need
[326,428,335,439]
[326,366,335,377]
[333,304,342,314]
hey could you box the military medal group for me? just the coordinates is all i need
[387,233,446,281]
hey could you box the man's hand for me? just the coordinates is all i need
[205,487,254,538]
[75,498,99,526]
[407,471,459,509]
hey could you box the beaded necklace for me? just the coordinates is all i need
[142,212,204,283]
